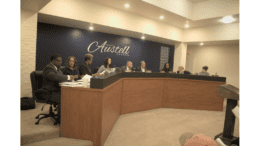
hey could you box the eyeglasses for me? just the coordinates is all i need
[69,60,75,62]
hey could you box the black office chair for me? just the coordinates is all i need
[30,71,60,125]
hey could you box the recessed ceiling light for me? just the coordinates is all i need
[160,16,164,19]
[125,4,129,8]
[200,43,204,45]
[141,36,145,40]
[89,26,94,30]
[185,24,189,28]
[220,16,235,24]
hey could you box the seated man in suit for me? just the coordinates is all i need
[42,54,77,117]
[79,53,100,78]
[121,61,133,72]
[177,66,191,75]
[135,61,147,72]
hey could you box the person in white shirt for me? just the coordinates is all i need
[121,61,133,72]
[97,57,114,73]
[136,61,147,72]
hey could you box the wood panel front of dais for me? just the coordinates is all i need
[163,78,225,111]
[121,78,164,114]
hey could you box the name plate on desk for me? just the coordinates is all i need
[217,84,239,100]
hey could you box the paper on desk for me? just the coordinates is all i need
[82,74,92,82]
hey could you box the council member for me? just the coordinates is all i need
[97,57,114,73]
[42,54,76,118]
[177,66,191,75]
[79,53,100,78]
[62,56,79,79]
[135,61,147,72]
[198,66,210,76]
[121,61,133,72]
[161,63,172,73]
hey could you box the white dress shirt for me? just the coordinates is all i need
[141,67,145,72]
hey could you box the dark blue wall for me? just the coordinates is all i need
[36,23,174,73]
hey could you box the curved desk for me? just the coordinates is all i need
[60,73,226,146]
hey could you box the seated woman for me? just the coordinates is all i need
[97,57,114,73]
[198,66,210,76]
[161,63,172,73]
[62,56,79,80]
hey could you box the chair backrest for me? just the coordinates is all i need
[30,71,44,100]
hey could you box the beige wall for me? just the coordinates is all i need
[21,9,38,98]
[173,42,187,72]
[186,44,239,88]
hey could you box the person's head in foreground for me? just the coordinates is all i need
[179,132,217,146]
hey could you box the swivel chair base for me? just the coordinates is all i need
[35,105,60,125]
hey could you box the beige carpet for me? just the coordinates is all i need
[21,99,239,146]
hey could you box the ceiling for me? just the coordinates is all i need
[88,0,239,29]
[187,0,208,3]
[21,0,51,12]
[22,0,239,46]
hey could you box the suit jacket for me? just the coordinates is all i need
[79,62,92,76]
[135,66,147,72]
[177,70,191,75]
[42,63,68,92]
[121,66,133,72]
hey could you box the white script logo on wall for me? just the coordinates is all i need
[87,41,130,56]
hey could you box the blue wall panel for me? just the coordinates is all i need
[36,23,174,73]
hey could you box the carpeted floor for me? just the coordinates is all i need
[21,98,239,146]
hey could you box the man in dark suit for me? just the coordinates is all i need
[177,66,191,75]
[42,54,76,117]
[135,61,147,72]
[121,61,133,72]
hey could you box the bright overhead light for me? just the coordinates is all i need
[160,16,164,19]
[200,43,204,45]
[141,36,145,40]
[125,4,129,8]
[220,16,235,24]
[185,24,189,28]
[89,26,94,30]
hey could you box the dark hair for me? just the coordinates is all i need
[65,56,78,70]
[203,66,208,71]
[50,54,61,61]
[85,53,93,61]
[104,57,111,68]
[162,63,171,72]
